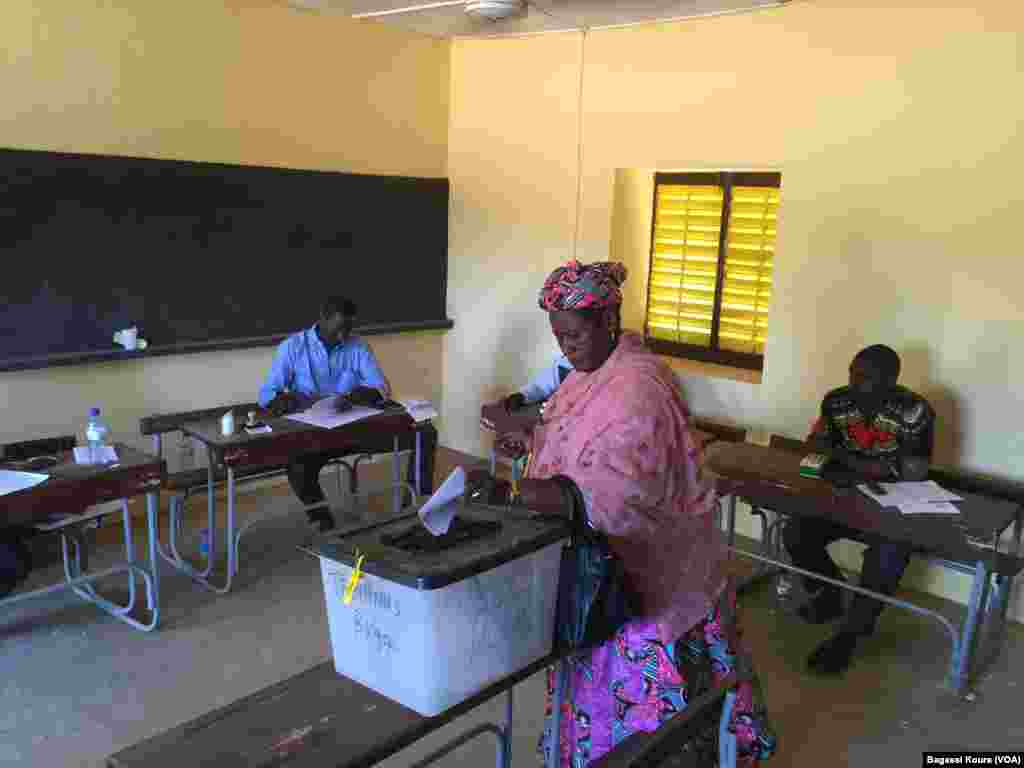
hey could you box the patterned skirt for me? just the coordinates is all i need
[538,590,776,767]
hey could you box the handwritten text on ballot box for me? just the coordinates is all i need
[309,507,567,716]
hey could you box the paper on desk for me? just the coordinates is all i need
[418,467,465,536]
[73,446,119,465]
[898,501,961,516]
[0,470,49,496]
[858,480,962,506]
[400,399,438,423]
[286,397,382,430]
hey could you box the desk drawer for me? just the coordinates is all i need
[221,422,413,468]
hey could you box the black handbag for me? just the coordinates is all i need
[550,476,639,654]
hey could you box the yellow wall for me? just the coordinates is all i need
[445,2,1024,614]
[0,1,450,451]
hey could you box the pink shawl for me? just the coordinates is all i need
[527,332,727,642]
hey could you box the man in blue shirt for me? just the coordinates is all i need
[508,353,573,411]
[259,296,436,531]
[479,353,573,443]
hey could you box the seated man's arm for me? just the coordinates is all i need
[896,399,935,480]
[259,341,306,415]
[346,342,389,406]
[806,409,893,480]
[517,358,563,405]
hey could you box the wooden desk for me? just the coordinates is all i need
[171,412,424,594]
[706,441,1023,695]
[2,444,162,527]
[0,443,164,631]
[707,442,1020,569]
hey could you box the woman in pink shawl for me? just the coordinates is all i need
[467,260,775,767]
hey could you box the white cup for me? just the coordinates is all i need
[113,327,138,351]
[221,410,236,436]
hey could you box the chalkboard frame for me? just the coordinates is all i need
[0,319,453,373]
[0,147,453,374]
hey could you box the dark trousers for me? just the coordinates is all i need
[0,527,32,599]
[783,517,912,636]
[287,423,437,507]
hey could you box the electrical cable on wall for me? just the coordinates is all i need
[571,28,587,261]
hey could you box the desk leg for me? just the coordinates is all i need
[953,560,990,695]
[227,467,238,582]
[416,428,422,498]
[164,453,236,595]
[975,572,1012,679]
[144,490,161,625]
[122,499,139,610]
[498,687,514,768]
[58,492,160,632]
[392,435,402,514]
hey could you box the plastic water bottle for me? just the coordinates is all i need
[85,407,110,464]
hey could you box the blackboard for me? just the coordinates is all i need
[0,147,451,372]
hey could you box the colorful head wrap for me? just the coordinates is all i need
[538,260,628,312]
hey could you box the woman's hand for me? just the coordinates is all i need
[495,430,530,460]
[481,401,541,435]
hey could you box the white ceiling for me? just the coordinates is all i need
[287,0,786,38]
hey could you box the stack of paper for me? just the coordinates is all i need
[0,470,49,496]
[73,446,119,465]
[286,397,382,430]
[857,480,963,515]
[400,399,438,423]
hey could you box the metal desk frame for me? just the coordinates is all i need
[1,482,162,633]
[156,427,423,595]
[723,492,1020,696]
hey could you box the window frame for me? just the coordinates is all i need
[643,170,781,372]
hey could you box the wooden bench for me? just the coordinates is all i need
[106,656,739,768]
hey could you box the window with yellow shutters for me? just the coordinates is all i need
[644,172,781,371]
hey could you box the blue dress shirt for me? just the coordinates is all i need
[258,326,390,407]
[518,354,574,403]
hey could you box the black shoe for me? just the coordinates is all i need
[306,505,336,533]
[798,587,845,624]
[807,630,859,675]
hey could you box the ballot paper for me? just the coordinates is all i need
[286,397,382,430]
[418,467,465,536]
[896,501,961,516]
[73,446,119,465]
[0,470,49,496]
[857,480,963,506]
[400,399,438,423]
